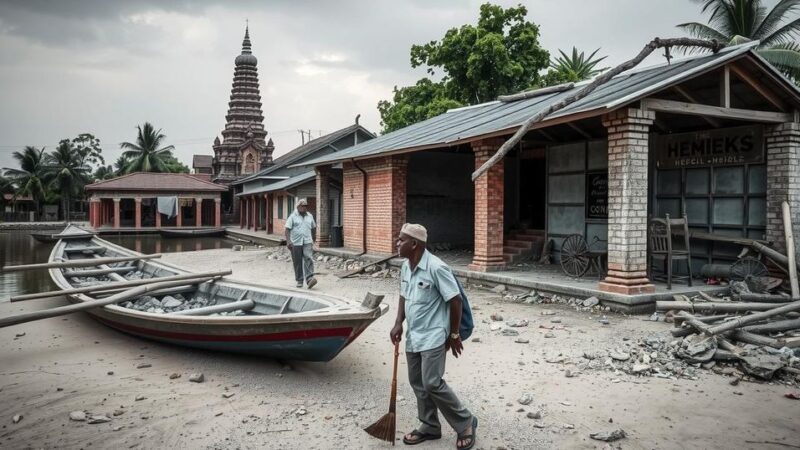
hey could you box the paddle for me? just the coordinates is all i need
[364,342,400,445]
[1,254,162,272]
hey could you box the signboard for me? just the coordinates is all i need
[655,125,764,169]
[586,172,608,219]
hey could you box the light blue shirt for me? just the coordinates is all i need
[285,210,316,245]
[400,250,461,353]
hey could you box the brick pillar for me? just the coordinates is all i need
[766,123,800,255]
[598,108,656,295]
[112,198,121,229]
[176,198,183,227]
[263,194,269,231]
[468,138,506,272]
[196,197,203,227]
[214,198,222,228]
[315,165,332,247]
[250,197,256,230]
[155,205,162,228]
[134,197,142,229]
[89,198,99,228]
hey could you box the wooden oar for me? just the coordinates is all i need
[171,299,255,316]
[62,266,137,277]
[1,254,162,272]
[10,271,229,302]
[0,271,230,329]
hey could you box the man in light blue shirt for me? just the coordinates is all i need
[390,223,477,450]
[284,198,317,289]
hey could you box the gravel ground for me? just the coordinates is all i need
[1,246,799,449]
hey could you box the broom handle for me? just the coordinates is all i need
[388,342,399,413]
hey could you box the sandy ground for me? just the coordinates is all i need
[1,247,799,450]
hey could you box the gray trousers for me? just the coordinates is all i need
[290,243,315,283]
[407,344,473,435]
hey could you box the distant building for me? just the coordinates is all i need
[192,155,213,182]
[192,26,274,221]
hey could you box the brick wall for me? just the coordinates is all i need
[599,108,655,295]
[342,156,407,254]
[315,166,331,246]
[766,122,800,255]
[469,138,506,272]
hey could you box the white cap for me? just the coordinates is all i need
[297,198,308,206]
[401,223,427,242]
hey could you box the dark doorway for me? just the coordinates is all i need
[520,157,547,229]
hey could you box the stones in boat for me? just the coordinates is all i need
[121,293,215,314]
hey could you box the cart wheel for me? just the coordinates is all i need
[730,257,768,281]
[561,234,591,278]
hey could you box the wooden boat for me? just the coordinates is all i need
[46,225,388,361]
[30,232,59,243]
[160,228,226,238]
[31,227,96,243]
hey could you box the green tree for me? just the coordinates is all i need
[113,155,129,176]
[378,3,550,132]
[540,47,609,86]
[119,122,176,173]
[678,0,800,81]
[163,155,190,173]
[93,165,116,180]
[3,146,48,216]
[378,79,463,133]
[72,133,104,168]
[44,140,91,220]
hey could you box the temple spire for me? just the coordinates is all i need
[242,24,252,55]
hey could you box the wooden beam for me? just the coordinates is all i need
[641,98,794,123]
[720,65,731,108]
[537,129,556,141]
[1,254,162,272]
[63,266,137,278]
[567,122,592,139]
[672,86,721,127]
[729,63,787,112]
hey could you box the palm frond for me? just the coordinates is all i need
[754,0,800,40]
[757,42,800,70]
[676,22,729,51]
[761,17,800,47]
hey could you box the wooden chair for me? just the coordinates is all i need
[648,213,693,290]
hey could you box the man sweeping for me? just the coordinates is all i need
[390,223,477,450]
[285,198,317,289]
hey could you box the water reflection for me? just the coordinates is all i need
[0,231,242,302]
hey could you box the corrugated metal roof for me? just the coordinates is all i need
[296,42,779,168]
[236,171,316,196]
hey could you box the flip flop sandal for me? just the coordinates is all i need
[456,417,478,450]
[403,430,441,445]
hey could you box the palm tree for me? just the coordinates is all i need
[3,146,47,217]
[93,165,116,180]
[113,155,129,176]
[44,140,90,220]
[119,122,176,173]
[550,47,609,81]
[678,0,800,80]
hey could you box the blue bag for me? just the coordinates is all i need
[456,277,474,340]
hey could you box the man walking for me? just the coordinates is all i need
[390,223,477,450]
[285,198,317,289]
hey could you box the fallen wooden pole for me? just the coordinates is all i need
[783,201,800,298]
[742,318,800,334]
[705,300,800,335]
[736,293,796,303]
[750,241,800,273]
[0,272,228,328]
[674,311,714,334]
[656,301,788,313]
[729,330,786,349]
[1,254,161,272]
[673,313,729,327]
[336,254,398,279]
[10,271,229,302]
[171,299,255,316]
[62,266,137,277]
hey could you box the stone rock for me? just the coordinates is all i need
[189,373,205,383]
[88,415,112,424]
[610,351,630,362]
[69,411,87,422]
[631,364,651,374]
[162,296,183,308]
[507,319,529,327]
[135,395,146,401]
[589,429,627,442]
[222,393,235,399]
[14,332,25,338]
[501,328,520,337]
[490,314,504,321]
[169,373,181,380]
[294,407,307,416]
[582,296,599,307]
[12,414,22,424]
[514,338,530,344]
[517,393,534,405]
[491,284,507,293]
[112,410,125,417]
[136,363,152,369]
[526,410,542,420]
[471,337,481,343]
[544,332,556,339]
[489,323,502,331]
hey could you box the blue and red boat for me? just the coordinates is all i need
[47,225,388,362]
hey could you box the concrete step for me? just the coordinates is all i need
[505,239,534,249]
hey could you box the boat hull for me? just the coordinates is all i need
[159,228,226,238]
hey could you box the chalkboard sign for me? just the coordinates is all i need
[586,173,608,219]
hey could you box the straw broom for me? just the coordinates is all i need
[364,342,400,445]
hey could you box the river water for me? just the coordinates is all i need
[0,231,242,301]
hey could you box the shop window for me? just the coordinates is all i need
[657,170,681,195]
[288,196,295,212]
[586,140,608,171]
[277,196,283,219]
[547,206,584,236]
[657,199,681,218]
[748,198,766,226]
[748,166,766,194]
[685,198,709,224]
[548,142,584,173]
[713,198,744,225]
[714,167,744,194]
[685,169,709,195]
[548,174,584,203]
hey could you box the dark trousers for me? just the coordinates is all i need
[407,344,473,435]
[290,244,314,283]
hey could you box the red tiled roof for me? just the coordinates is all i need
[86,172,227,192]
[193,155,213,168]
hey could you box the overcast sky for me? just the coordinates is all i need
[0,0,762,171]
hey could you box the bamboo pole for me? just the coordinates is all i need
[742,318,800,334]
[656,301,787,312]
[1,254,161,272]
[10,271,230,302]
[736,293,796,303]
[0,273,228,328]
[62,266,137,277]
[673,313,729,327]
[729,330,786,348]
[672,311,714,336]
[171,299,255,316]
[750,241,800,272]
[704,300,800,335]
[783,201,799,298]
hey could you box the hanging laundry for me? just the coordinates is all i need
[157,196,178,218]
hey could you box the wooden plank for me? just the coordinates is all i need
[10,271,229,302]
[62,266,137,277]
[720,65,730,108]
[783,201,799,298]
[673,85,721,127]
[728,63,787,111]
[704,300,800,335]
[1,254,161,272]
[170,299,255,316]
[567,122,593,139]
[641,98,794,123]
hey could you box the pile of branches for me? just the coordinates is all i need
[657,290,800,381]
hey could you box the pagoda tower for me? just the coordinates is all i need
[211,26,274,184]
